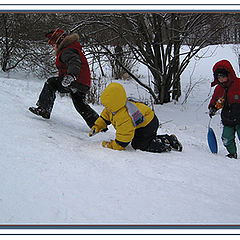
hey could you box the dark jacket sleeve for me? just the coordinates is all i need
[60,48,81,78]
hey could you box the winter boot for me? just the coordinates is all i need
[147,138,172,153]
[156,134,183,152]
[29,106,50,119]
[226,153,237,159]
[169,134,183,152]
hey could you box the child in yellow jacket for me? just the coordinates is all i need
[89,82,182,153]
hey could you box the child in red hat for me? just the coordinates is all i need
[209,59,240,159]
[29,28,99,128]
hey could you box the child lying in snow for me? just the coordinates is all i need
[89,82,182,153]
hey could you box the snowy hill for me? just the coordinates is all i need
[1,44,240,224]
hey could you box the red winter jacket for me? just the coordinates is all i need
[56,39,91,87]
[209,59,240,126]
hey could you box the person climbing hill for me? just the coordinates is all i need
[89,82,182,153]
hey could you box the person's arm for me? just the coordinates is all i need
[61,48,81,79]
[208,86,224,118]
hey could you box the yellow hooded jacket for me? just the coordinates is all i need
[95,82,155,148]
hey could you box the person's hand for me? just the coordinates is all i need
[102,140,125,150]
[89,125,101,137]
[209,107,217,118]
[62,75,76,87]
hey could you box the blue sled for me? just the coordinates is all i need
[207,127,218,154]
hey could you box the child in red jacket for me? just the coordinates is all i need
[209,59,240,159]
[29,28,99,128]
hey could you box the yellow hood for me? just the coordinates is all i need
[100,83,127,112]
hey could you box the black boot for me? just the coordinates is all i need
[29,106,50,119]
[169,134,183,152]
[226,153,237,159]
[146,138,172,153]
[156,134,183,152]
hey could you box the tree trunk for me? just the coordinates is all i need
[172,14,181,101]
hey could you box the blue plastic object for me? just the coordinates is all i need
[207,119,218,154]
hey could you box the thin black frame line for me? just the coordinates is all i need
[1,224,240,229]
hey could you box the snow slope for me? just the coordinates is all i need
[1,44,240,224]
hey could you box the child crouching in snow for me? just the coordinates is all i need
[89,82,182,153]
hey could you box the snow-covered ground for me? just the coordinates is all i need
[1,44,240,225]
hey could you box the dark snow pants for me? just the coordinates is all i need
[36,77,99,128]
[222,125,240,155]
[131,115,171,153]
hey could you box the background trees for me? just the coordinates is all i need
[0,12,239,104]
[0,13,58,77]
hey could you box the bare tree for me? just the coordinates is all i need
[69,13,233,104]
[118,13,232,103]
[0,12,237,104]
[0,13,59,77]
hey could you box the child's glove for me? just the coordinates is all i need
[62,74,76,87]
[102,140,125,151]
[209,107,217,118]
[89,125,108,137]
[215,97,224,110]
[89,117,108,137]
[89,125,101,137]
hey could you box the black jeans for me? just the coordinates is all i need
[131,115,171,153]
[131,115,159,150]
[36,77,99,128]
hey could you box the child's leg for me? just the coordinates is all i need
[131,115,158,150]
[222,125,236,155]
[236,125,240,150]
[131,115,171,153]
[71,91,99,129]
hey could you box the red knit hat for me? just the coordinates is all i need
[46,28,66,46]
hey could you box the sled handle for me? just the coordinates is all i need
[208,118,212,129]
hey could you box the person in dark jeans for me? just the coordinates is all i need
[29,28,99,128]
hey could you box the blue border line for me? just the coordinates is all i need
[0,225,240,229]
